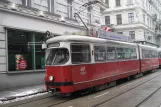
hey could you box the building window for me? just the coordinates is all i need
[105,0,109,8]
[127,0,133,5]
[143,14,145,24]
[128,13,134,23]
[105,16,110,25]
[116,0,121,7]
[117,32,123,34]
[116,14,122,25]
[8,29,45,71]
[129,31,135,40]
[48,0,54,13]
[21,0,31,7]
[147,18,149,26]
[67,0,73,18]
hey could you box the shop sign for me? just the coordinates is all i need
[98,29,131,42]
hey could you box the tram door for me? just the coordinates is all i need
[71,43,91,91]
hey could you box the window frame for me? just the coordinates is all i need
[127,0,133,5]
[105,0,109,8]
[48,0,55,13]
[129,31,135,40]
[115,0,121,7]
[106,46,116,61]
[46,48,69,65]
[94,44,106,62]
[128,13,134,24]
[116,14,122,25]
[105,16,110,25]
[70,43,91,64]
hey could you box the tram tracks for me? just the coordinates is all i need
[3,71,161,107]
[91,71,161,107]
[135,86,161,107]
[2,92,73,107]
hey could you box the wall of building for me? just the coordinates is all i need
[102,0,161,45]
[0,0,104,90]
[9,0,102,27]
[0,72,45,90]
[0,25,6,72]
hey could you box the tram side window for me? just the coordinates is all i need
[142,49,145,58]
[116,47,125,60]
[149,50,152,58]
[159,52,161,58]
[106,47,116,61]
[155,51,158,58]
[94,45,106,62]
[71,44,91,63]
[124,48,131,59]
[142,49,150,58]
[152,50,155,58]
[131,48,137,59]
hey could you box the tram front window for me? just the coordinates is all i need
[46,48,69,65]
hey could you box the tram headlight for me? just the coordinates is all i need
[49,76,54,81]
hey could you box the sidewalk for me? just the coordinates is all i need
[0,84,46,101]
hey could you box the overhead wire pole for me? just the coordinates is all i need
[74,0,101,36]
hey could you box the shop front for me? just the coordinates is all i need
[8,29,45,72]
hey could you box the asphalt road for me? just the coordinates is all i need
[2,70,161,107]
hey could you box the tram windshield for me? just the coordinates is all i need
[46,48,69,65]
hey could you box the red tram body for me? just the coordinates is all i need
[44,35,159,93]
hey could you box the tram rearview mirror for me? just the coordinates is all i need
[42,43,47,49]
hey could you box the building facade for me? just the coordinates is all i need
[0,0,105,90]
[102,0,161,46]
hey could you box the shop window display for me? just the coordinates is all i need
[8,29,45,71]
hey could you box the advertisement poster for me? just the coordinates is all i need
[15,54,27,70]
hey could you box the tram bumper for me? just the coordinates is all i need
[45,81,74,93]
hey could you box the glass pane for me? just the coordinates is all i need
[35,33,45,69]
[124,48,131,59]
[46,48,69,65]
[8,29,34,71]
[94,45,106,61]
[116,47,125,60]
[71,44,90,63]
[107,47,116,60]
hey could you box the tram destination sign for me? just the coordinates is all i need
[98,29,131,42]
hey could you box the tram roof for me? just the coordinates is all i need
[46,35,137,46]
[139,44,158,50]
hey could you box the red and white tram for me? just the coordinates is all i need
[44,35,159,94]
